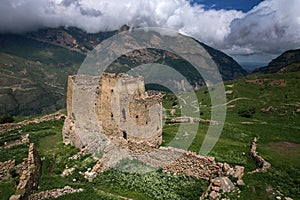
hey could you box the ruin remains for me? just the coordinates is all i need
[62,73,246,185]
[62,73,163,148]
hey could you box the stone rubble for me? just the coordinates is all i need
[0,160,15,180]
[171,116,219,125]
[200,177,236,200]
[9,143,41,200]
[29,186,83,200]
[1,134,29,149]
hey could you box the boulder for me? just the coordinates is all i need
[212,177,234,193]
[209,191,220,200]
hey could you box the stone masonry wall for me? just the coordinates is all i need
[249,137,271,173]
[87,138,244,182]
[96,73,162,146]
[63,73,163,148]
[9,143,41,200]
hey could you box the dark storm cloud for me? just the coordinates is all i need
[80,7,102,17]
[61,0,80,7]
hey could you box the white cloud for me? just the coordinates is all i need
[0,0,299,63]
[226,0,300,56]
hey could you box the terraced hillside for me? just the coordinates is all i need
[0,71,299,199]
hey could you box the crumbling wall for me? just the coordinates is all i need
[29,186,83,200]
[62,75,103,148]
[63,73,163,148]
[9,143,41,200]
[249,137,271,173]
[0,160,15,180]
[86,138,244,182]
[96,73,162,146]
[0,113,65,134]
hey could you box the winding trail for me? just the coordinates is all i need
[211,97,249,108]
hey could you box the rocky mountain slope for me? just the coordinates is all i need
[254,49,300,73]
[0,26,247,116]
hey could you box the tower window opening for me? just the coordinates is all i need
[123,131,127,140]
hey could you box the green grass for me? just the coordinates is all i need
[94,169,208,200]
[0,179,16,199]
[0,144,29,164]
[1,71,300,199]
[160,71,300,199]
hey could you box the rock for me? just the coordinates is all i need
[212,177,235,193]
[185,169,193,177]
[209,191,220,199]
[237,179,245,186]
[223,163,230,172]
[211,186,220,192]
[9,195,21,200]
[170,109,176,116]
[211,179,222,187]
[61,167,75,177]
[233,166,245,180]
[285,197,293,200]
[276,196,282,200]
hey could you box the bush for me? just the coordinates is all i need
[238,107,256,118]
[0,115,15,124]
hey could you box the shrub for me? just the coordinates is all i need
[238,107,256,118]
[0,115,15,124]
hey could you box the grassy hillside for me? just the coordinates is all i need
[0,71,299,199]
[0,34,84,115]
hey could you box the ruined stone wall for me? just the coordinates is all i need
[249,137,271,173]
[0,160,15,180]
[29,186,83,200]
[96,73,120,136]
[62,75,103,148]
[9,143,41,200]
[96,73,162,146]
[0,113,65,135]
[63,73,163,148]
[87,138,244,182]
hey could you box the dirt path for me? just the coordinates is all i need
[211,97,249,108]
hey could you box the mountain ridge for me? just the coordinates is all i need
[0,26,247,116]
[254,49,300,73]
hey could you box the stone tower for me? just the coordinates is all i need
[62,73,162,148]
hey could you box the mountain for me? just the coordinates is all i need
[0,26,247,116]
[254,49,300,73]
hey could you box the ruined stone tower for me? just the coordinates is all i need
[62,73,162,148]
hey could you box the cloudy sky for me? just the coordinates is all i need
[0,0,299,66]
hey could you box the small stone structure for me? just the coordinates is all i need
[9,143,41,200]
[249,137,271,173]
[62,73,162,147]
